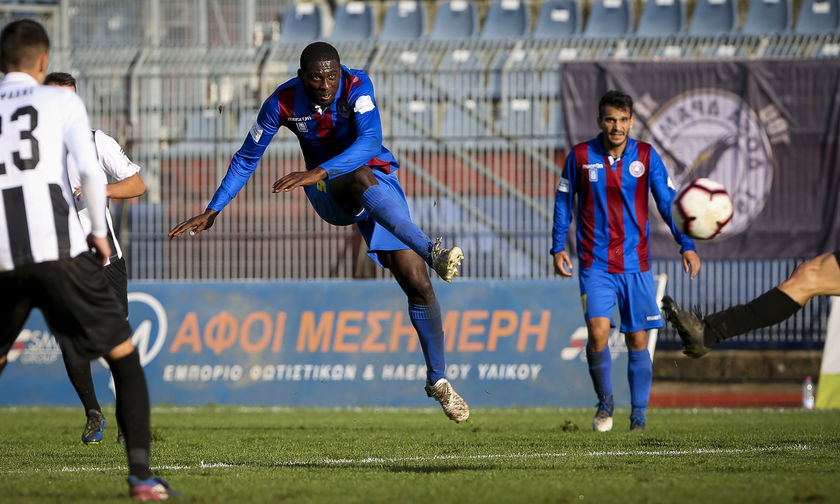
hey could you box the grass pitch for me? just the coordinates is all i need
[1,406,838,503]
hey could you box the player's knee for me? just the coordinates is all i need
[106,338,136,362]
[783,257,823,296]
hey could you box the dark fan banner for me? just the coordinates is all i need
[561,60,840,259]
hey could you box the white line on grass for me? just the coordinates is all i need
[3,444,817,475]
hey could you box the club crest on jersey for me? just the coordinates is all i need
[296,122,308,133]
[629,160,645,178]
[337,98,351,118]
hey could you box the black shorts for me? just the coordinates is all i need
[834,250,840,268]
[0,252,132,361]
[104,256,129,320]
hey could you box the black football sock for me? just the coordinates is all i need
[703,287,802,346]
[108,350,153,480]
[61,351,102,415]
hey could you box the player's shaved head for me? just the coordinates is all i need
[300,41,340,69]
[598,90,633,118]
[0,19,50,73]
[44,71,77,89]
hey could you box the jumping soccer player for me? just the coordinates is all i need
[168,41,469,422]
[551,90,701,431]
[663,250,840,357]
[0,20,175,499]
[43,71,146,445]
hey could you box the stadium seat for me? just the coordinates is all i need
[533,0,582,38]
[795,0,839,34]
[547,99,566,148]
[688,0,737,35]
[583,0,634,38]
[441,100,492,139]
[437,49,488,99]
[279,3,324,42]
[741,0,792,34]
[488,50,538,100]
[91,6,141,46]
[388,100,437,150]
[387,50,436,100]
[379,1,427,40]
[429,0,479,40]
[499,98,543,137]
[636,0,686,37]
[329,2,375,40]
[481,0,530,39]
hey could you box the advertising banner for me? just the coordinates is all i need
[561,60,840,259]
[3,280,649,408]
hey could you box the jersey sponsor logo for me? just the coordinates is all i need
[353,95,375,115]
[641,89,778,237]
[629,160,646,178]
[249,121,263,142]
[583,163,602,182]
[316,179,327,193]
[646,314,662,321]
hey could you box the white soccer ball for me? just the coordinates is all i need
[672,178,734,240]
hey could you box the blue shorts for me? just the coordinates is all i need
[578,268,663,333]
[303,169,408,266]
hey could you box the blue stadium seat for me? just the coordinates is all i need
[795,0,839,34]
[279,3,324,42]
[742,0,792,34]
[583,0,634,38]
[488,50,538,100]
[499,99,543,137]
[386,51,436,100]
[389,99,437,142]
[636,0,686,37]
[429,1,479,40]
[379,1,427,40]
[437,49,488,99]
[440,100,493,143]
[547,99,566,148]
[90,7,141,47]
[481,0,530,39]
[533,0,582,38]
[330,2,376,41]
[688,0,737,35]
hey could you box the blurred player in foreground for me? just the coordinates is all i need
[169,42,469,422]
[43,71,146,445]
[551,90,701,432]
[0,20,175,500]
[663,251,840,357]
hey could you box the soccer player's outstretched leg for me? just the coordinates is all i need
[664,250,840,358]
[169,42,468,422]
[0,20,176,499]
[551,90,701,431]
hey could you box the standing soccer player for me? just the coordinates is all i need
[169,42,469,422]
[0,20,175,499]
[42,71,146,445]
[551,90,701,431]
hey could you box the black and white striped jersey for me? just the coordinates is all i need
[0,72,106,272]
[67,129,141,265]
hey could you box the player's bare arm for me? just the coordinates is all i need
[682,250,701,279]
[553,251,574,277]
[168,208,219,239]
[74,172,146,200]
[272,166,327,193]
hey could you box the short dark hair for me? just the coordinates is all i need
[598,90,633,118]
[300,41,340,69]
[44,71,76,88]
[0,19,50,73]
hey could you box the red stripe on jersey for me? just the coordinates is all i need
[276,86,296,119]
[367,156,392,174]
[575,143,595,268]
[605,155,625,273]
[635,142,651,271]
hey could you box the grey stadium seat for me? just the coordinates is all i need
[533,0,583,38]
[688,0,738,35]
[481,0,530,39]
[583,0,635,38]
[379,1,427,40]
[795,0,840,34]
[429,0,479,40]
[279,3,324,42]
[330,2,376,41]
[742,0,792,34]
[636,0,686,37]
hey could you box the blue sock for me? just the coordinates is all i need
[408,301,446,384]
[586,346,613,409]
[627,349,652,420]
[360,184,433,264]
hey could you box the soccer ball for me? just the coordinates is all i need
[672,178,734,240]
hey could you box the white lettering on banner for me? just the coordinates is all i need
[247,364,358,382]
[163,364,243,382]
[381,363,472,380]
[476,363,542,380]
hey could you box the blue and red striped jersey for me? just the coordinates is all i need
[551,135,695,273]
[208,65,398,211]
